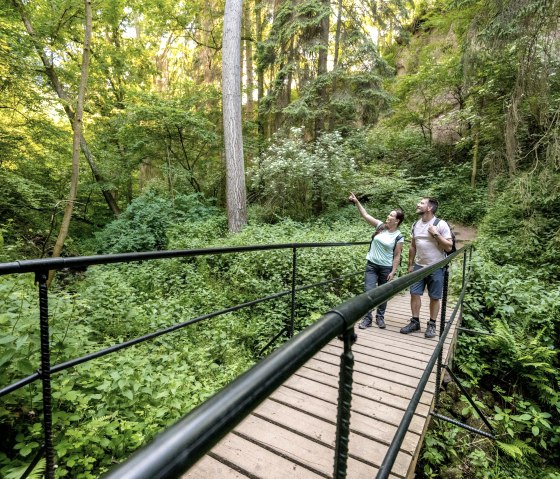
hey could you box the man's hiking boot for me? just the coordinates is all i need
[400,318,420,334]
[376,317,386,329]
[425,320,437,339]
[359,317,373,329]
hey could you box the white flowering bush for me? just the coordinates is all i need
[250,128,357,220]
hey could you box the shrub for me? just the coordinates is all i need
[249,128,358,220]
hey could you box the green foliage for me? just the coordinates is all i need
[94,191,220,253]
[249,128,358,220]
[1,211,372,477]
[476,170,560,280]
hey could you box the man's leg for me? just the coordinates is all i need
[411,294,422,318]
[429,298,441,320]
[402,276,423,334]
[424,268,445,338]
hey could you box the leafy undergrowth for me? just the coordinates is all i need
[0,211,374,478]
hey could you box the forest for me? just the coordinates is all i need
[0,0,559,477]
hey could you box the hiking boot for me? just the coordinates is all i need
[425,320,437,339]
[400,318,420,334]
[376,317,386,329]
[359,317,373,329]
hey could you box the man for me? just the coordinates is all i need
[400,197,453,339]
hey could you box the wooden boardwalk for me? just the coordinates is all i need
[184,293,459,479]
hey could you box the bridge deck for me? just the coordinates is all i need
[184,293,459,479]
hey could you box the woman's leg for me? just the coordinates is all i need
[360,262,379,328]
[375,265,393,321]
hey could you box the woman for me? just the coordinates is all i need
[349,192,405,329]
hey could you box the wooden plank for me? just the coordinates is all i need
[252,400,413,478]
[234,414,376,478]
[293,368,433,414]
[182,293,461,479]
[300,360,431,402]
[190,433,325,479]
[183,454,247,478]
[269,387,421,452]
[283,375,428,432]
[307,355,437,389]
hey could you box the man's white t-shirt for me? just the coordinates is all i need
[412,218,452,266]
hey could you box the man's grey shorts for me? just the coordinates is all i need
[410,264,445,299]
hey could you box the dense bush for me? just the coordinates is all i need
[249,128,358,221]
[94,191,221,253]
[0,213,372,478]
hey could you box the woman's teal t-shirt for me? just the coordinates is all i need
[366,225,404,267]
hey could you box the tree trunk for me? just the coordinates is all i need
[255,0,265,144]
[48,0,92,286]
[12,0,121,217]
[471,127,479,188]
[329,0,343,130]
[314,1,330,136]
[244,0,255,119]
[222,0,247,233]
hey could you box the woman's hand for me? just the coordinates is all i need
[387,271,396,281]
[348,192,358,204]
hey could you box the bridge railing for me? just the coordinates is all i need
[101,246,471,479]
[1,243,471,479]
[0,241,368,479]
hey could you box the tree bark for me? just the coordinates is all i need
[471,127,479,188]
[12,0,121,217]
[255,0,265,144]
[315,0,330,136]
[244,0,255,119]
[48,0,92,286]
[222,0,247,232]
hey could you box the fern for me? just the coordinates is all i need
[496,439,537,460]
[4,458,45,479]
[487,320,558,405]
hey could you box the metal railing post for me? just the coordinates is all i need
[289,246,297,338]
[462,249,467,291]
[333,327,355,479]
[435,266,449,408]
[36,271,55,479]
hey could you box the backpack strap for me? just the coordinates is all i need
[393,234,403,251]
[411,220,418,237]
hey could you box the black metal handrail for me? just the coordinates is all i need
[1,241,472,479]
[0,241,369,479]
[102,247,468,479]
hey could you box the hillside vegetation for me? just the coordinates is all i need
[1,0,559,477]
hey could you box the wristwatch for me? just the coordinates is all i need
[432,233,439,238]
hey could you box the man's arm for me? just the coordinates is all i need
[408,237,416,272]
[427,224,453,252]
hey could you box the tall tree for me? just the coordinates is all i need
[48,0,92,285]
[222,0,247,232]
[11,0,121,216]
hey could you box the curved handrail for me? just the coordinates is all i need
[0,241,368,275]
[103,247,466,479]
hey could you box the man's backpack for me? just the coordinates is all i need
[412,217,457,254]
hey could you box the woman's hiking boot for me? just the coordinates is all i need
[359,317,373,329]
[376,317,386,329]
[400,318,420,334]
